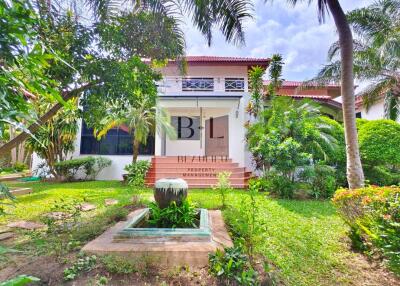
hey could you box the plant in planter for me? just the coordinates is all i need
[148,199,198,228]
[153,178,188,209]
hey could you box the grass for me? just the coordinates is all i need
[0,181,363,285]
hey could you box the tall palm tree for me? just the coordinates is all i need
[96,98,176,163]
[262,0,364,189]
[315,0,400,121]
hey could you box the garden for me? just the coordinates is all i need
[0,181,398,285]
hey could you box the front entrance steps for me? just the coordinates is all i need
[145,156,252,189]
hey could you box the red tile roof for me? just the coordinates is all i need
[278,94,342,108]
[169,56,270,67]
[264,80,340,88]
[262,80,342,108]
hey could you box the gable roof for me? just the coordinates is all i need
[170,56,270,68]
[263,80,342,109]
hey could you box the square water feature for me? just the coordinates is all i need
[114,208,211,242]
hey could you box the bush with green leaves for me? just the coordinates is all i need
[124,160,150,187]
[209,245,259,286]
[333,186,400,274]
[148,199,198,228]
[359,119,400,167]
[300,164,337,199]
[246,97,340,198]
[54,156,111,181]
[213,171,233,208]
[224,182,265,259]
[358,119,400,186]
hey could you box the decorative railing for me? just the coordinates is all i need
[182,78,214,91]
[157,77,247,93]
[225,78,245,92]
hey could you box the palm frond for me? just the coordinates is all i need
[357,78,394,110]
[183,0,253,46]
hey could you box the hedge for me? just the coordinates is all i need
[333,186,400,274]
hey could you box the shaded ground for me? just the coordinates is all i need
[0,181,399,285]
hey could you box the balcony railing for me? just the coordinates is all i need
[157,77,247,94]
[225,78,245,92]
[182,78,214,91]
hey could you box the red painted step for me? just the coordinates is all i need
[145,156,252,189]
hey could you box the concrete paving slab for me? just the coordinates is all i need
[82,209,232,268]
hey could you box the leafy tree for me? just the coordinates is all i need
[25,99,79,178]
[316,0,400,121]
[96,97,176,163]
[0,2,187,156]
[0,0,60,137]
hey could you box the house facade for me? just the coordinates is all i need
[32,56,344,188]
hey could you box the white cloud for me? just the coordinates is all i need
[183,0,374,80]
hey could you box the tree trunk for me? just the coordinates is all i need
[9,126,17,164]
[0,83,94,157]
[132,138,140,163]
[327,0,364,189]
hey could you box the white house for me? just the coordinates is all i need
[32,56,345,188]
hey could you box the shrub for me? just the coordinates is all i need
[54,156,111,181]
[148,199,198,228]
[358,119,400,166]
[124,160,150,187]
[12,162,28,172]
[86,157,112,179]
[333,186,400,274]
[213,171,232,209]
[224,182,265,259]
[248,177,271,193]
[264,171,295,199]
[300,164,337,199]
[364,165,400,186]
[209,245,259,286]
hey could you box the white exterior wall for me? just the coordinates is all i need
[31,63,256,180]
[360,99,385,120]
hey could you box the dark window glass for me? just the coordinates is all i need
[80,121,154,155]
[356,112,362,118]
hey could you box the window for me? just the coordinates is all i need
[356,112,362,118]
[225,78,245,92]
[182,78,214,91]
[171,116,200,140]
[80,122,154,155]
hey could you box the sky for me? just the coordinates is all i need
[182,0,374,81]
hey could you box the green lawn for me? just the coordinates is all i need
[1,181,361,285]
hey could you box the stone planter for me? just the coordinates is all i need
[154,178,188,208]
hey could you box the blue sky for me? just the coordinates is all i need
[183,0,373,81]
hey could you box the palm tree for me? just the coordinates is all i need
[315,0,400,121]
[96,98,176,163]
[85,0,252,46]
[261,0,364,189]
